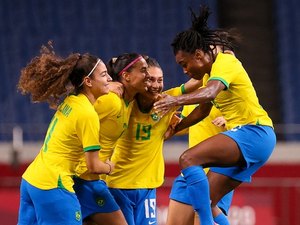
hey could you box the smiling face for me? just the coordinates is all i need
[143,66,164,99]
[175,49,212,80]
[124,57,150,92]
[90,61,112,98]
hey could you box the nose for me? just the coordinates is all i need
[183,68,188,74]
[107,74,112,82]
[152,81,159,89]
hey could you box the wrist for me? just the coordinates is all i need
[180,84,186,94]
[105,162,112,175]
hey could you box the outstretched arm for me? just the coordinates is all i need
[175,102,213,133]
[181,78,203,93]
[154,80,225,116]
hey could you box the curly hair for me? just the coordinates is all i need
[18,42,99,109]
[171,5,240,56]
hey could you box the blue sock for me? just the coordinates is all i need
[181,166,214,225]
[214,213,230,225]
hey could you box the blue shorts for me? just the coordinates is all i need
[211,125,276,182]
[73,177,120,220]
[18,179,82,225]
[109,188,157,225]
[169,175,233,215]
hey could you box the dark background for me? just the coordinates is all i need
[0,0,299,141]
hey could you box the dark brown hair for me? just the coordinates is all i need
[18,41,100,109]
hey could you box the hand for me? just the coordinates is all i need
[169,111,181,129]
[108,82,124,97]
[164,112,181,140]
[153,94,178,117]
[212,116,226,127]
[164,125,177,140]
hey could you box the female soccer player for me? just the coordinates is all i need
[167,75,233,225]
[17,42,113,225]
[105,57,202,225]
[73,53,150,225]
[154,6,276,225]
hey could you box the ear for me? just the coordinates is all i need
[194,49,205,60]
[83,76,93,87]
[121,72,131,82]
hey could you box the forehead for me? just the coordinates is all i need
[148,66,163,78]
[175,50,193,64]
[132,58,148,69]
[94,61,106,73]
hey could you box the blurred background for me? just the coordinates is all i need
[0,0,299,224]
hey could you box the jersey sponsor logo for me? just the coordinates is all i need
[148,221,156,225]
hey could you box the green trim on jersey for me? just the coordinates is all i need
[84,145,101,152]
[208,77,229,89]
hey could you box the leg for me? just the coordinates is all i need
[166,200,195,225]
[167,175,197,225]
[208,171,241,225]
[179,134,245,225]
[89,211,128,225]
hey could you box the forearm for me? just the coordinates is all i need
[175,103,212,133]
[175,88,214,106]
[85,151,111,174]
[181,78,203,93]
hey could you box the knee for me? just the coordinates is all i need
[179,151,195,169]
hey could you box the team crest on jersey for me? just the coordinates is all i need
[151,113,160,121]
[75,211,81,221]
[96,197,105,206]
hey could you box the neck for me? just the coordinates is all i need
[123,85,138,103]
[82,91,96,104]
[136,94,155,113]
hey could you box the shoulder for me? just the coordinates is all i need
[94,92,123,116]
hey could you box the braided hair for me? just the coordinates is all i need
[171,5,239,56]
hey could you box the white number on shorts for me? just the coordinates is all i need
[144,198,156,218]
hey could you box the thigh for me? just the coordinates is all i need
[90,210,127,225]
[18,179,38,225]
[180,133,245,169]
[166,200,195,225]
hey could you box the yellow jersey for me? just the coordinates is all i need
[75,92,134,180]
[106,87,182,188]
[208,53,273,130]
[22,94,100,192]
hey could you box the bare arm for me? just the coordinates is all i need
[182,78,203,93]
[154,80,225,115]
[85,151,114,175]
[164,102,213,140]
[175,102,213,133]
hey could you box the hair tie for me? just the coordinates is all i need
[118,55,143,76]
[79,59,101,87]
